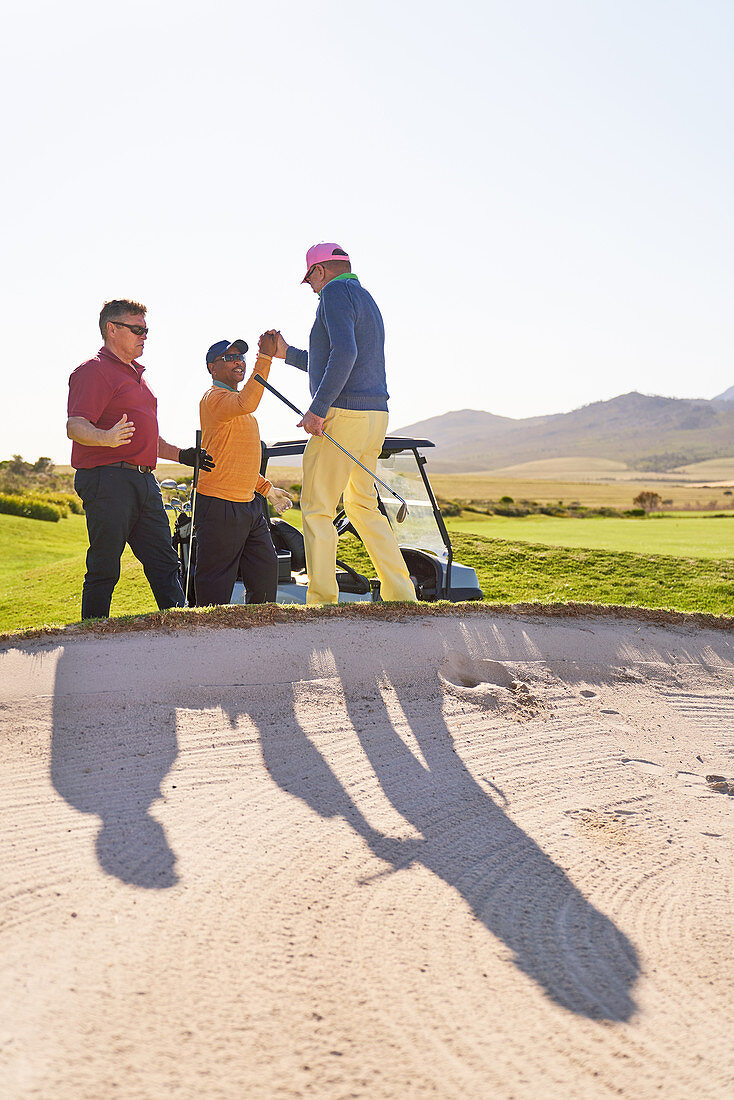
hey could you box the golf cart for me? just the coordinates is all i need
[166,436,482,604]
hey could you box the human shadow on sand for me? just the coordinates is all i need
[232,655,639,1023]
[50,644,178,889]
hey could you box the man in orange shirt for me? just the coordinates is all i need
[194,334,291,605]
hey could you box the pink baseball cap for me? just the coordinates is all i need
[302,242,351,282]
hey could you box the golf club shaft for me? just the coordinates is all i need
[253,374,409,513]
[184,429,202,607]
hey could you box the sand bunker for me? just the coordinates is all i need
[1,610,733,1098]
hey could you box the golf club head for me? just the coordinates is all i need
[396,501,408,523]
[159,479,178,490]
[176,483,188,493]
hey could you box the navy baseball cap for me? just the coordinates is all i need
[205,338,249,366]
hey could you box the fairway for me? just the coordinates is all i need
[447,513,734,560]
[0,514,161,632]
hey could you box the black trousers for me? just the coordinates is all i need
[74,467,184,620]
[193,494,278,606]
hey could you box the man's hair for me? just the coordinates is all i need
[99,299,147,339]
[321,258,351,276]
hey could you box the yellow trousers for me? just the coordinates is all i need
[301,408,418,605]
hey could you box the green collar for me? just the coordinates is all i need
[213,379,236,392]
[319,272,358,298]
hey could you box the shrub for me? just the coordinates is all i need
[499,495,514,504]
[633,490,662,513]
[41,492,83,515]
[0,453,74,495]
[0,493,63,521]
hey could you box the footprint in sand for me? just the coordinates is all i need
[440,652,514,690]
[621,757,664,777]
[438,652,539,714]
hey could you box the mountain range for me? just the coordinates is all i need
[395,390,734,473]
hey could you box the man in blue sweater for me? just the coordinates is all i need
[264,242,416,605]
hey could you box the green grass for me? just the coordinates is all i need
[0,514,160,633]
[1,511,733,635]
[445,512,734,560]
[334,530,734,615]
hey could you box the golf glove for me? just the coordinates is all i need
[179,445,215,471]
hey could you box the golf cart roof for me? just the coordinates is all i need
[263,436,435,459]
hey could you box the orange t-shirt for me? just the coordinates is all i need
[197,355,273,503]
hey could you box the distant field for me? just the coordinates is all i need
[446,512,734,560]
[240,467,734,511]
[450,453,734,484]
[465,457,630,479]
[427,472,734,511]
[673,457,734,480]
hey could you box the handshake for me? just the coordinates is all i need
[258,330,288,359]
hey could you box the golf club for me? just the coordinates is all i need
[184,429,202,606]
[253,374,409,522]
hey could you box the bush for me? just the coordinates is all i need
[438,498,462,517]
[41,492,83,515]
[0,493,63,521]
[633,490,662,513]
[0,453,74,496]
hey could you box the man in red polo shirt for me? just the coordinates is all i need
[67,298,214,620]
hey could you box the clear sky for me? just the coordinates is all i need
[2,0,732,463]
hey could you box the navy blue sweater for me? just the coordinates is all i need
[285,275,389,418]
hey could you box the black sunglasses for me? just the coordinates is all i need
[217,352,246,362]
[112,321,149,336]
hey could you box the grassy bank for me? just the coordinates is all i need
[2,512,731,634]
[0,514,159,632]
[337,533,734,616]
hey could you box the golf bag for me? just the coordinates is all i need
[172,508,196,605]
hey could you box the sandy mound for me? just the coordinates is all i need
[1,610,732,1099]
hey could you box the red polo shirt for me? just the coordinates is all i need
[67,347,160,470]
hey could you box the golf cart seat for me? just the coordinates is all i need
[270,518,306,571]
[269,518,371,595]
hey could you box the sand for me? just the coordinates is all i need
[0,609,732,1099]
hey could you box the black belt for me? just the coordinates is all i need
[107,461,154,474]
